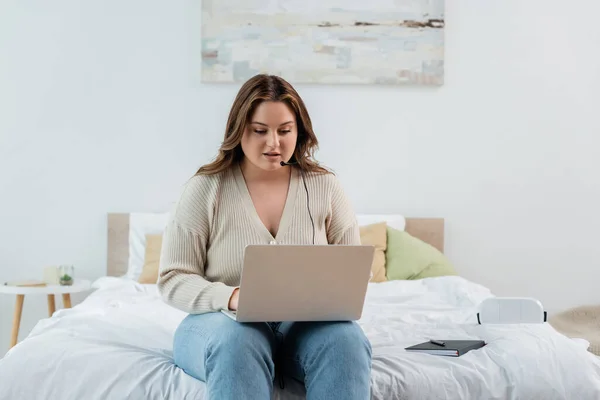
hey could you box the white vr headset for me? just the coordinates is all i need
[477,297,548,324]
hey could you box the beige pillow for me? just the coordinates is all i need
[359,222,388,283]
[138,234,163,284]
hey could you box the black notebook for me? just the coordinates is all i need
[405,340,486,357]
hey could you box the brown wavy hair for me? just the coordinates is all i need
[195,74,331,176]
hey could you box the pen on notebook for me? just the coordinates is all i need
[429,339,445,346]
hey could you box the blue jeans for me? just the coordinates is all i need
[173,312,372,399]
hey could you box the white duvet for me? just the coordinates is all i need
[1,276,600,400]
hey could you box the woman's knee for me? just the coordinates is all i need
[173,313,276,381]
[339,322,371,350]
[301,322,372,398]
[206,320,275,361]
[314,322,372,364]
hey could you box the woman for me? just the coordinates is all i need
[157,74,372,399]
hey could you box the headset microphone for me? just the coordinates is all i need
[280,160,298,166]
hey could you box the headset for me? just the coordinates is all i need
[274,160,315,390]
[280,160,315,245]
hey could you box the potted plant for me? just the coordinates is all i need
[60,273,73,286]
[59,265,74,286]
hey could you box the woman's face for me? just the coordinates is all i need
[241,101,298,172]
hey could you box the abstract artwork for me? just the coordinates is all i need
[201,0,445,85]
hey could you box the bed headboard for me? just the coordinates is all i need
[107,214,444,277]
[107,213,130,278]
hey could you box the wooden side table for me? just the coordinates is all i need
[0,279,92,349]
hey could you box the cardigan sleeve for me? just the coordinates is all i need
[324,174,373,279]
[157,175,236,314]
[325,174,361,246]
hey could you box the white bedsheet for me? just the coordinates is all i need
[1,276,600,400]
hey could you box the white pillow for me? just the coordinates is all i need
[127,212,170,280]
[356,214,406,231]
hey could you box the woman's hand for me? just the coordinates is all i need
[228,288,240,310]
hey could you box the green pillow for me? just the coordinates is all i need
[385,226,457,280]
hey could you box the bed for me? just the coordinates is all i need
[1,213,600,400]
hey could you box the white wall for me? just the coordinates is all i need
[1,0,599,358]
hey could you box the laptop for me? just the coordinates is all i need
[221,244,374,323]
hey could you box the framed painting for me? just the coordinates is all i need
[201,0,445,85]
